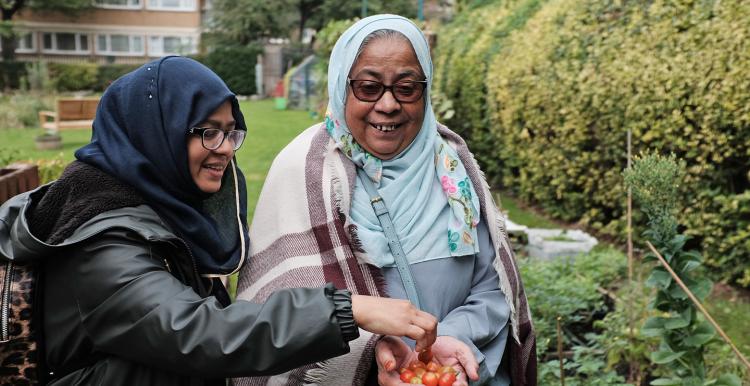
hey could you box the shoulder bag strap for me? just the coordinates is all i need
[356,168,422,310]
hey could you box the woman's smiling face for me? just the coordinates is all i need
[344,35,425,160]
[187,100,236,193]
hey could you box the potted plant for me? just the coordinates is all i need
[34,129,62,150]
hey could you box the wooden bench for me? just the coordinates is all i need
[38,98,99,132]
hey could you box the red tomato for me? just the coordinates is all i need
[425,361,440,372]
[418,347,433,363]
[410,376,422,384]
[438,372,457,386]
[413,367,426,377]
[409,360,426,371]
[400,370,415,383]
[422,371,439,386]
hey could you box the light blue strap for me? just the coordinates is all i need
[357,169,422,310]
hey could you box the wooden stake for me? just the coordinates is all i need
[557,316,566,386]
[645,241,750,372]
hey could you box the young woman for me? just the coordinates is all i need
[0,56,436,385]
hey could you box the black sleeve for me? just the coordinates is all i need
[69,231,352,378]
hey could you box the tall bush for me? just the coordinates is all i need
[48,62,99,91]
[198,44,263,96]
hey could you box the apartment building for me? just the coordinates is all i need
[9,0,211,64]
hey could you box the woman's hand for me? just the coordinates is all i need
[375,336,417,386]
[430,336,480,384]
[352,295,437,352]
[375,335,480,386]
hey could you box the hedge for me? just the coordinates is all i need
[432,0,547,178]
[196,44,262,96]
[0,62,27,90]
[435,0,750,287]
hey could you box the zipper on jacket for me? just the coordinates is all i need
[1,261,13,342]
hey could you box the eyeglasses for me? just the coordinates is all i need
[348,78,427,103]
[188,127,246,151]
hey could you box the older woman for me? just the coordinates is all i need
[234,15,536,386]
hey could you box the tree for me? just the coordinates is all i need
[209,0,289,45]
[1,0,91,62]
[209,0,417,46]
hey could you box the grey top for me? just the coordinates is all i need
[382,220,510,386]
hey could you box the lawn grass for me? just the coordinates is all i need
[494,191,559,228]
[0,99,316,220]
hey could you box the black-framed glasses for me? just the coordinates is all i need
[348,78,427,103]
[188,127,246,151]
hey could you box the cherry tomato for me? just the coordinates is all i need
[410,376,422,384]
[425,361,440,372]
[414,367,426,377]
[400,369,415,383]
[418,347,433,363]
[438,366,456,375]
[422,371,439,386]
[438,372,457,386]
[409,360,426,371]
[399,367,409,374]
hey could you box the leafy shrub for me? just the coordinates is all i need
[0,93,52,128]
[95,64,140,91]
[197,44,263,96]
[624,153,741,385]
[48,63,99,92]
[437,0,750,287]
[28,157,67,184]
[433,0,546,178]
[521,247,628,383]
[0,62,27,90]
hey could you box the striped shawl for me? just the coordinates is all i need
[232,124,536,386]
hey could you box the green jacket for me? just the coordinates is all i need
[0,186,354,385]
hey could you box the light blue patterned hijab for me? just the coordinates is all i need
[325,14,481,267]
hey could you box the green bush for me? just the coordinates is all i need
[433,0,547,178]
[0,62,27,90]
[197,44,263,96]
[96,64,140,91]
[48,62,99,92]
[520,248,629,384]
[437,0,750,287]
[0,93,52,128]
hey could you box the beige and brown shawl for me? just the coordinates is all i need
[233,124,536,386]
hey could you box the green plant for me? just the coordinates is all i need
[196,44,263,96]
[435,0,750,287]
[48,63,99,92]
[522,247,629,384]
[0,93,52,128]
[624,153,740,385]
[95,64,140,91]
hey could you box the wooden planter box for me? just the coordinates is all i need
[0,163,40,205]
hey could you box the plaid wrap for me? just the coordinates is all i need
[232,124,536,386]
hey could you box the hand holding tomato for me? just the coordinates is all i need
[352,295,437,352]
[375,336,417,386]
[428,336,480,383]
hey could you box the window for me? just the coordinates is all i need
[0,31,35,53]
[147,0,196,11]
[94,0,141,9]
[97,34,144,55]
[16,32,36,53]
[148,35,196,56]
[42,32,89,54]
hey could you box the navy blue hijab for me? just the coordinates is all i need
[76,56,249,275]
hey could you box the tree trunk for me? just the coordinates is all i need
[1,0,26,63]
